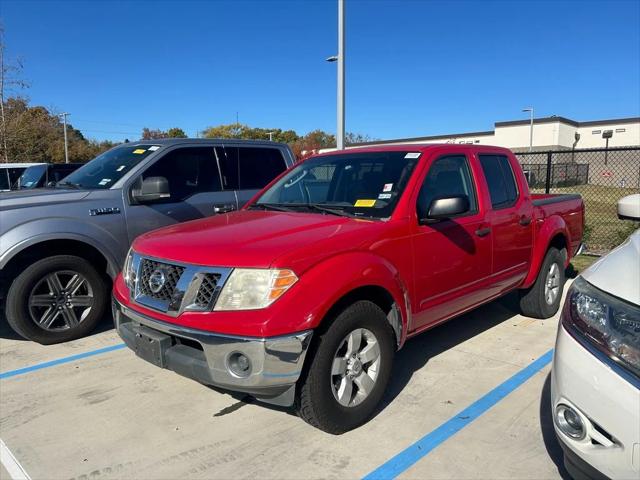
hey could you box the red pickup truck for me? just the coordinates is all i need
[113,144,584,433]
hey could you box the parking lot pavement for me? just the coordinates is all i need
[0,288,570,480]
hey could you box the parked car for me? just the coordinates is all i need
[551,193,640,480]
[0,163,46,191]
[0,139,295,344]
[113,144,584,433]
[15,162,83,189]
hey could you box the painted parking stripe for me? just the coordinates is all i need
[0,439,31,480]
[0,343,126,380]
[363,348,554,480]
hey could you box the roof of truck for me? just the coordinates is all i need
[312,143,514,157]
[126,138,290,148]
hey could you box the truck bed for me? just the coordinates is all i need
[532,193,584,257]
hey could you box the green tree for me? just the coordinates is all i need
[166,127,187,138]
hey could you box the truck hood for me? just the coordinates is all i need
[133,210,388,272]
[582,228,640,305]
[0,188,91,210]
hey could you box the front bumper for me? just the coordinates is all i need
[113,299,313,406]
[551,324,640,480]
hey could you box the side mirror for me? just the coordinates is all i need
[617,194,640,221]
[132,176,170,203]
[420,195,469,224]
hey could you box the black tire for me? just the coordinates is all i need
[5,255,108,344]
[519,247,566,319]
[296,300,395,434]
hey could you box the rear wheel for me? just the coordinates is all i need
[296,300,395,434]
[6,255,108,344]
[519,247,566,319]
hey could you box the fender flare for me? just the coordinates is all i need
[289,251,412,347]
[0,219,121,277]
[522,215,571,288]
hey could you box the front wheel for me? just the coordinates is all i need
[5,255,108,344]
[296,300,395,434]
[519,247,566,319]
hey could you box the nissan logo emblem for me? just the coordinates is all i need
[148,269,166,294]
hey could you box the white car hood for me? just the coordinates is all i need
[582,229,640,305]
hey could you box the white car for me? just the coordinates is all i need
[551,193,640,479]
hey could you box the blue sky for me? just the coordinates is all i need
[2,0,639,142]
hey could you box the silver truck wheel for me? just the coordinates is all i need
[331,328,381,407]
[544,263,561,305]
[296,300,395,434]
[6,255,108,344]
[519,247,566,319]
[28,271,95,331]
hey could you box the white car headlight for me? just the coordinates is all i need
[214,268,298,311]
[564,277,640,377]
[123,247,136,290]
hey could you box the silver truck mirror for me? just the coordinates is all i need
[133,176,170,203]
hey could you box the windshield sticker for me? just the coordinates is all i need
[98,178,111,186]
[148,146,160,151]
[378,193,392,200]
[354,199,376,207]
[405,152,421,159]
[132,149,146,154]
[383,183,393,192]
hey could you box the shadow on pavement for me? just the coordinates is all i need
[376,291,522,414]
[540,373,571,479]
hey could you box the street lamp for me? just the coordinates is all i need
[522,107,534,152]
[602,130,613,165]
[58,112,70,163]
[326,0,345,150]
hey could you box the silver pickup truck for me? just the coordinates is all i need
[0,138,295,344]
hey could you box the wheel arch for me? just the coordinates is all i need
[523,217,571,288]
[0,237,116,301]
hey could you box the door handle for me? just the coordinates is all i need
[475,227,491,237]
[214,204,236,214]
[519,216,532,226]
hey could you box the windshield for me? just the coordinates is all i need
[60,144,160,189]
[255,151,420,219]
[16,164,47,189]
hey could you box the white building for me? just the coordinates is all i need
[335,116,640,152]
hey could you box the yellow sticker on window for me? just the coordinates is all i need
[354,199,376,207]
[132,149,146,154]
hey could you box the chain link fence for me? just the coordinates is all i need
[515,147,640,254]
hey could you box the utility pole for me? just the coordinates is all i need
[59,112,70,163]
[522,107,534,152]
[326,0,345,150]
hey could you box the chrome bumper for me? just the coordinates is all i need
[113,299,313,406]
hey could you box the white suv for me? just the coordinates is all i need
[551,194,640,479]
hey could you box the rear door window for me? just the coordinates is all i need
[218,146,287,191]
[478,154,518,209]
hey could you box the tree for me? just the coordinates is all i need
[166,127,187,138]
[0,26,29,162]
[142,127,188,139]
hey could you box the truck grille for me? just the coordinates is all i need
[194,273,222,309]
[138,259,185,301]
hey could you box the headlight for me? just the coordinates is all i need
[563,277,640,377]
[123,248,136,290]
[214,268,298,311]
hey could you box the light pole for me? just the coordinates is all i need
[59,112,70,163]
[326,0,345,150]
[522,107,534,152]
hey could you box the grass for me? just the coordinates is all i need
[532,184,639,253]
[566,254,599,278]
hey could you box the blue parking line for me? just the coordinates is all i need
[0,343,127,380]
[363,348,554,480]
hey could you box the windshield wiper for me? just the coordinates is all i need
[55,181,83,190]
[250,203,297,212]
[306,204,358,218]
